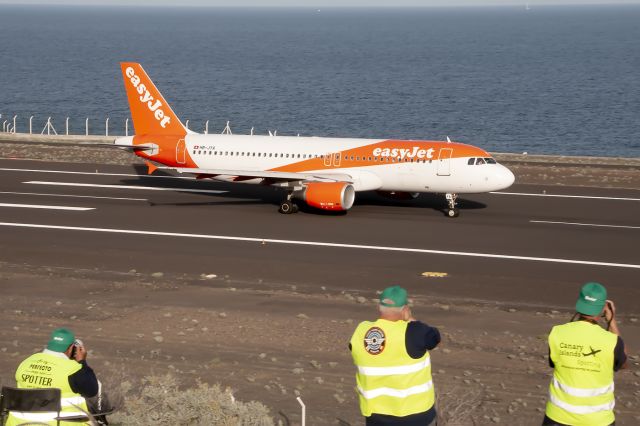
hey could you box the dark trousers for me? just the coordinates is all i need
[366,409,436,426]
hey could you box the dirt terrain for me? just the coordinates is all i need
[0,139,638,425]
[1,264,638,425]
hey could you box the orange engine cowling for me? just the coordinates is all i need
[303,182,355,211]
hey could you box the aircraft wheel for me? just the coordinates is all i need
[447,208,459,218]
[279,200,296,214]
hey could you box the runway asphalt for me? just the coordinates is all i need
[0,158,638,313]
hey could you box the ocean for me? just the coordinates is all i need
[0,5,639,157]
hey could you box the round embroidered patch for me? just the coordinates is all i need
[364,327,386,355]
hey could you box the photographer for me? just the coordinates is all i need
[349,285,441,426]
[7,327,110,426]
[543,282,627,426]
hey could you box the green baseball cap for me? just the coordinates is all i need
[47,328,75,352]
[575,282,607,316]
[380,285,408,307]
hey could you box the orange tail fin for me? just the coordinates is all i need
[120,62,187,136]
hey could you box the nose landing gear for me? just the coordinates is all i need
[445,193,459,218]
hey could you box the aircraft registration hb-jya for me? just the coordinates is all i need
[115,62,515,217]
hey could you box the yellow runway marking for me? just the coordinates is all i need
[421,272,448,278]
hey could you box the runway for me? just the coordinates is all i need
[0,158,638,312]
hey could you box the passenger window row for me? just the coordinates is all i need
[193,151,320,159]
[192,150,433,164]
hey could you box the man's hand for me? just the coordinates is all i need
[604,300,622,336]
[402,306,415,322]
[604,300,616,322]
[73,344,87,362]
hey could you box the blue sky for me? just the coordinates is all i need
[2,0,640,6]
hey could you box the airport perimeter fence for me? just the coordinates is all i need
[0,113,237,137]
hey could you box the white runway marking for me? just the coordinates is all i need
[531,220,640,230]
[491,191,640,202]
[0,204,94,211]
[0,222,637,269]
[0,167,190,180]
[24,181,228,195]
[0,191,147,202]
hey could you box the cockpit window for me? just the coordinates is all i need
[467,158,475,165]
[476,158,486,165]
[485,157,497,164]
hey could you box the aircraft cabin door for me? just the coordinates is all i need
[437,148,453,176]
[176,139,186,164]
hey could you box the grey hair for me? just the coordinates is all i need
[379,305,404,316]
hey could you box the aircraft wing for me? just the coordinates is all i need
[168,166,354,184]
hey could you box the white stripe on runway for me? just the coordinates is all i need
[491,191,640,202]
[531,220,640,230]
[0,167,190,180]
[0,204,94,211]
[24,181,227,194]
[0,222,637,269]
[0,191,147,202]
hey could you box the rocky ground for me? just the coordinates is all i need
[0,138,638,425]
[0,264,638,425]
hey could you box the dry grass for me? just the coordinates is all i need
[107,373,274,426]
[436,384,484,426]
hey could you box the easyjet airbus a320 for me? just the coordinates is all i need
[115,63,514,216]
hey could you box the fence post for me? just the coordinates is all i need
[2,120,6,132]
[250,127,254,136]
[85,118,89,136]
[66,117,69,136]
[205,120,209,134]
[185,119,189,130]
[296,397,306,426]
[29,116,34,134]
[125,118,129,136]
[105,117,109,136]
[12,115,17,134]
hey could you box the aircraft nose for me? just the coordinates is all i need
[496,164,515,189]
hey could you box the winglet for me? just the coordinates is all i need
[145,161,158,175]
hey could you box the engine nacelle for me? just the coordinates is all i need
[302,182,355,211]
[376,191,420,200]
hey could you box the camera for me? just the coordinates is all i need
[70,339,84,359]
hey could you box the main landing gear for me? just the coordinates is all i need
[445,193,459,218]
[278,194,299,214]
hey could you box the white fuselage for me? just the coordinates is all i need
[161,134,516,194]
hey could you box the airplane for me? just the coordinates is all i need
[114,62,515,217]
[582,346,601,357]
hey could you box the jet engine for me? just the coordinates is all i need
[302,182,355,211]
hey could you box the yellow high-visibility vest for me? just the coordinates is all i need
[7,352,90,426]
[350,319,435,417]
[546,321,618,426]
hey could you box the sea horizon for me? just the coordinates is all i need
[1,4,638,156]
